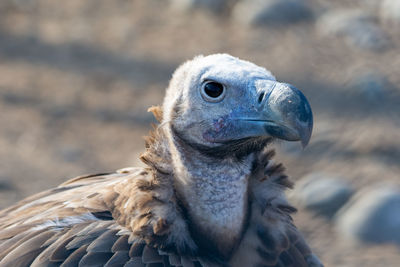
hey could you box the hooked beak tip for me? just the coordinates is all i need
[258,81,313,146]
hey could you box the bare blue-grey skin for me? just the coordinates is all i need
[202,81,312,147]
[164,54,313,147]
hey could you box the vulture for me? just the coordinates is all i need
[0,54,323,267]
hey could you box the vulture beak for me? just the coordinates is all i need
[240,80,313,147]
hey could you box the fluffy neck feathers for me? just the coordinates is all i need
[138,106,295,260]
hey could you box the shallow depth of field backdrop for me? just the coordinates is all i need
[0,0,400,266]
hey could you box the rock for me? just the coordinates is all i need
[44,105,73,120]
[0,179,18,209]
[57,146,84,162]
[291,173,354,218]
[317,9,389,51]
[335,185,400,245]
[233,0,313,27]
[380,0,400,25]
[170,0,230,13]
[349,71,389,102]
[0,177,14,191]
[359,0,381,11]
[0,0,36,11]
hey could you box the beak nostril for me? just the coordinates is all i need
[258,92,265,104]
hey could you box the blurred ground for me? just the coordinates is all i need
[0,0,399,266]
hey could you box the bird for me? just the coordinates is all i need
[0,54,323,267]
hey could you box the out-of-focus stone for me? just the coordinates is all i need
[335,185,400,245]
[0,0,36,11]
[170,0,230,13]
[0,176,14,191]
[291,173,354,218]
[57,146,84,163]
[380,0,400,25]
[349,71,389,102]
[317,9,389,51]
[0,175,18,209]
[359,0,381,11]
[233,0,313,27]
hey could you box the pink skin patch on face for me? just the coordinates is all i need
[214,117,226,132]
[202,115,230,143]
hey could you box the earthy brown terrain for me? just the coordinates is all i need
[0,0,399,266]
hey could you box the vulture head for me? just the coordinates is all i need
[162,54,313,155]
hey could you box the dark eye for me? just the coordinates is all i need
[204,82,224,98]
[201,81,225,102]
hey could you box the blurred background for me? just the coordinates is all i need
[0,0,399,266]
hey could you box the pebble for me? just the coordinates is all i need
[170,0,230,13]
[292,172,354,218]
[0,176,14,191]
[317,9,389,51]
[233,0,313,27]
[359,0,381,11]
[349,71,389,102]
[57,146,84,163]
[335,185,400,245]
[380,0,400,25]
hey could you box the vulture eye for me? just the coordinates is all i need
[201,81,225,102]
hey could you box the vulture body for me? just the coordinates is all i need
[0,54,323,267]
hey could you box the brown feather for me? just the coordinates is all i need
[0,230,30,254]
[87,229,120,253]
[60,244,89,267]
[0,224,32,240]
[104,251,130,266]
[79,252,114,266]
[148,106,163,122]
[48,235,75,261]
[0,229,56,267]
[168,254,181,265]
[129,242,146,258]
[0,228,48,260]
[123,258,146,267]
[66,224,108,250]
[111,235,130,252]
[142,245,163,263]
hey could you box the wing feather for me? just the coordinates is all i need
[142,245,164,263]
[123,258,146,267]
[0,228,48,260]
[0,219,203,266]
[79,251,114,266]
[86,229,120,253]
[105,250,130,266]
[60,244,89,267]
[112,234,130,252]
[0,229,56,267]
